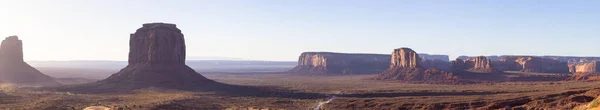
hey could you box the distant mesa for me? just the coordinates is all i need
[419,54,450,62]
[493,56,570,73]
[66,23,217,90]
[0,36,61,86]
[452,56,500,73]
[458,55,600,65]
[375,48,459,83]
[288,52,390,74]
[287,52,450,74]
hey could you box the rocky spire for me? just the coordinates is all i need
[0,36,60,86]
[0,36,24,63]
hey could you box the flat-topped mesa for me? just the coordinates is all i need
[97,23,213,90]
[376,48,458,82]
[574,61,600,73]
[289,52,390,74]
[452,56,499,73]
[0,36,24,63]
[390,48,421,68]
[0,36,60,86]
[493,56,570,73]
[129,22,185,65]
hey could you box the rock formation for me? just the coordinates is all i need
[491,56,569,73]
[459,55,600,65]
[421,59,452,71]
[94,23,215,90]
[288,52,390,74]
[569,64,577,73]
[452,56,499,73]
[540,56,600,64]
[0,36,60,86]
[573,61,600,73]
[375,48,458,83]
[419,54,450,62]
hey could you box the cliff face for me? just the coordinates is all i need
[492,56,570,73]
[289,52,390,74]
[99,23,214,90]
[0,36,60,86]
[573,61,600,73]
[452,56,498,73]
[375,48,458,83]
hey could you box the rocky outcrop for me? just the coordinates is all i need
[452,56,499,73]
[0,36,60,86]
[492,56,570,73]
[573,61,600,73]
[289,52,390,74]
[569,64,577,73]
[96,23,214,90]
[376,48,458,83]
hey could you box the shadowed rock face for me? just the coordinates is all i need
[376,48,458,82]
[99,23,214,89]
[0,36,60,86]
[573,61,600,73]
[492,56,570,73]
[452,56,499,73]
[289,52,390,74]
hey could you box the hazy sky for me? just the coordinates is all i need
[1,0,599,61]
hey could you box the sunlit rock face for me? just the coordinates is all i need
[376,48,458,83]
[452,56,499,73]
[100,23,214,90]
[573,61,600,73]
[0,36,60,86]
[289,52,390,74]
[492,56,570,73]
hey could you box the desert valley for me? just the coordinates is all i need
[0,22,598,110]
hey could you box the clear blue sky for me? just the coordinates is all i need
[1,0,599,61]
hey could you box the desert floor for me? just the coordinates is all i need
[1,72,600,110]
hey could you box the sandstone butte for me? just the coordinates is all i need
[0,36,61,86]
[375,48,458,83]
[71,23,216,90]
[288,52,451,74]
[492,56,570,73]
